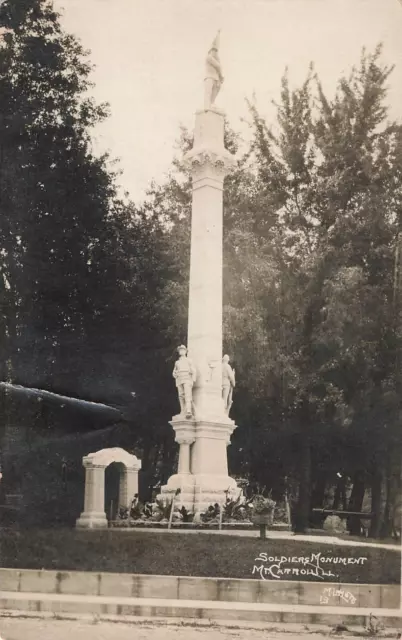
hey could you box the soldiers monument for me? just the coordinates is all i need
[161,33,239,514]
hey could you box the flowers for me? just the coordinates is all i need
[252,495,276,515]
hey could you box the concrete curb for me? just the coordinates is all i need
[0,568,399,608]
[0,592,401,628]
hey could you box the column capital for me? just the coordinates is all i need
[183,147,236,181]
[169,418,196,446]
[125,464,142,473]
[82,461,106,470]
[177,437,195,446]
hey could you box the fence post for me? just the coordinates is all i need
[218,503,224,530]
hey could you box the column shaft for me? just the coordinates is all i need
[125,469,139,507]
[119,468,128,510]
[92,466,105,514]
[178,443,191,474]
[186,109,231,420]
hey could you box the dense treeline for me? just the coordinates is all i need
[0,0,401,535]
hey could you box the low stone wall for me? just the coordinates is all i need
[0,568,399,609]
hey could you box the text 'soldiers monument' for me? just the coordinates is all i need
[161,32,238,513]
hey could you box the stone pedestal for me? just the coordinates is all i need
[161,105,238,514]
[161,417,238,512]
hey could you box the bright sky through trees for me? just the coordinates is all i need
[56,0,402,199]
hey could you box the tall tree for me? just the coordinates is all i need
[0,0,122,397]
[246,46,402,532]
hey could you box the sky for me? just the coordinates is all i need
[54,0,402,202]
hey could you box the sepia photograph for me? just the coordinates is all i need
[0,0,401,639]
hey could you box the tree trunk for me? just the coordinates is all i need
[294,435,311,533]
[294,399,311,533]
[160,439,175,484]
[380,469,392,539]
[293,282,326,534]
[311,471,327,508]
[332,476,347,511]
[137,440,153,502]
[347,470,366,535]
[342,481,348,512]
[311,470,327,528]
[369,461,383,539]
[332,482,341,510]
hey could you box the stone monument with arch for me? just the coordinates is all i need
[76,447,141,529]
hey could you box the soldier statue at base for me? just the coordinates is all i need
[222,354,235,415]
[173,345,196,419]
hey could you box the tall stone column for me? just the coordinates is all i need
[125,468,140,506]
[178,440,192,474]
[161,423,196,510]
[186,107,238,513]
[160,35,240,514]
[118,467,128,510]
[161,110,239,512]
[186,108,233,420]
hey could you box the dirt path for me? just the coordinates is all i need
[0,617,399,640]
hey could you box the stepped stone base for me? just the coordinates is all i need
[160,415,239,514]
[76,512,108,529]
[161,472,238,513]
[0,568,400,609]
[0,591,401,629]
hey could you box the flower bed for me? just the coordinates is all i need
[110,519,290,530]
[117,489,287,530]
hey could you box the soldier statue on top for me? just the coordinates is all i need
[204,31,224,109]
[173,345,196,419]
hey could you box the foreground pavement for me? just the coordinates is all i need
[0,617,400,640]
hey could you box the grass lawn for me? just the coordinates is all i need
[0,528,400,584]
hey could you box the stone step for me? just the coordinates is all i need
[0,591,401,628]
[1,569,399,609]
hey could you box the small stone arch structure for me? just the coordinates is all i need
[76,447,141,529]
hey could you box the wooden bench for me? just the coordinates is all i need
[312,509,374,519]
[312,509,374,535]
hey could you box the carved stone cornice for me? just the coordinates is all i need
[82,462,106,470]
[195,422,236,444]
[82,447,141,471]
[169,418,196,445]
[177,437,195,446]
[183,146,236,180]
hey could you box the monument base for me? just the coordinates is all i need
[76,511,108,529]
[160,415,239,514]
[161,473,239,514]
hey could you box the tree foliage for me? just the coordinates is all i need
[231,46,402,533]
[0,0,120,392]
